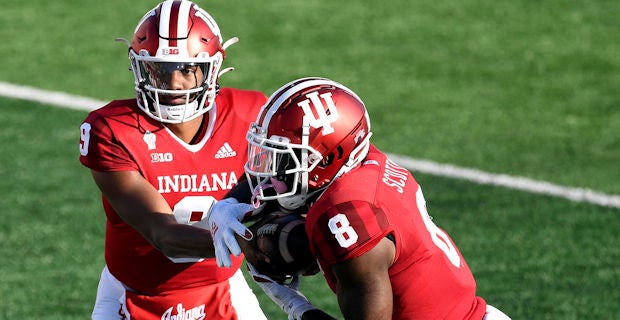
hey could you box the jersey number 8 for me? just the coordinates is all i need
[326,188,462,268]
[328,213,359,248]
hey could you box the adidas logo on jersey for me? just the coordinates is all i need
[215,142,237,158]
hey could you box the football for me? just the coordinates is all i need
[246,210,318,283]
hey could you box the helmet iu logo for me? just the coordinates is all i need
[297,91,339,135]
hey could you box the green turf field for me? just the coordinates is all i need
[1,0,618,319]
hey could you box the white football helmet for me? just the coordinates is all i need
[245,77,372,209]
[125,0,237,123]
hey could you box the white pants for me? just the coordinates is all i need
[92,265,267,320]
[483,304,511,320]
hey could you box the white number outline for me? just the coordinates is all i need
[79,122,91,156]
[167,195,217,263]
[416,187,461,268]
[328,213,359,248]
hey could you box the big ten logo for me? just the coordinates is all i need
[162,48,180,55]
[151,152,173,163]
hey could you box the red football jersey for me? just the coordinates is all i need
[79,88,267,295]
[305,145,487,319]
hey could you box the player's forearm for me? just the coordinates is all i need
[147,213,216,258]
[225,177,253,203]
[339,292,392,320]
[340,303,392,320]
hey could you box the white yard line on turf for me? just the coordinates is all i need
[0,82,106,111]
[2,81,619,209]
[388,155,620,209]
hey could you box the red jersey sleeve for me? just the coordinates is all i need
[79,108,138,172]
[307,200,392,266]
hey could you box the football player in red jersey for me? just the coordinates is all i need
[240,77,512,319]
[79,1,268,319]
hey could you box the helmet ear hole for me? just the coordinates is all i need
[319,153,334,168]
[336,146,344,160]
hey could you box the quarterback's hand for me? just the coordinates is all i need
[207,198,254,267]
[248,263,317,320]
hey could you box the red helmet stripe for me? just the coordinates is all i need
[167,1,181,46]
[158,0,191,47]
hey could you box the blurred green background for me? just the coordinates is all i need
[1,0,618,319]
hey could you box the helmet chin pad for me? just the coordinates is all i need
[157,100,200,122]
[137,85,213,123]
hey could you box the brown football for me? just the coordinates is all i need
[247,211,318,283]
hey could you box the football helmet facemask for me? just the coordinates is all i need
[124,0,237,123]
[245,77,372,210]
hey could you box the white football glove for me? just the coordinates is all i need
[207,198,254,267]
[248,263,317,320]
